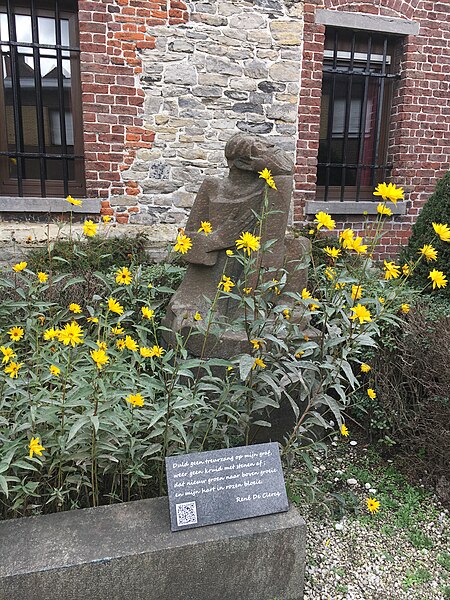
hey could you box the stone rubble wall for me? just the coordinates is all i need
[118,0,304,226]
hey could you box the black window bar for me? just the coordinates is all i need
[0,0,84,198]
[316,28,401,202]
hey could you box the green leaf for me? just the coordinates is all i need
[0,475,9,497]
[67,416,90,443]
[238,353,255,380]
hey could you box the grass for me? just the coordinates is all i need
[402,567,432,590]
[438,552,450,572]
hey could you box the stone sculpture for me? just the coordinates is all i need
[163,133,310,358]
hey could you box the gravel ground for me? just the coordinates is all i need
[289,438,450,600]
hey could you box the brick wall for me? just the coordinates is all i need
[78,0,188,224]
[295,0,450,258]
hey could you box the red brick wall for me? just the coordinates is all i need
[78,0,188,223]
[295,0,450,258]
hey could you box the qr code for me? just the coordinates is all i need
[175,501,198,527]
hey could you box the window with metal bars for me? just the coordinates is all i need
[0,0,84,198]
[317,27,402,202]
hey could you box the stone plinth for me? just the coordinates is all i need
[0,497,306,600]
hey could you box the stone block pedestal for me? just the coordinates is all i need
[0,497,306,600]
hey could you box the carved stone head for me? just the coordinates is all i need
[225,133,294,176]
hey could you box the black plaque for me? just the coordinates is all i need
[165,442,289,531]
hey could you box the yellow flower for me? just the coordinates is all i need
[150,345,165,357]
[339,228,354,248]
[325,267,335,281]
[4,361,23,378]
[432,222,450,242]
[428,269,448,289]
[283,309,291,320]
[174,233,192,254]
[295,351,304,358]
[125,336,138,352]
[367,388,376,399]
[8,326,24,341]
[108,297,124,315]
[314,211,335,231]
[69,303,82,314]
[126,393,144,407]
[83,219,97,237]
[29,436,45,459]
[323,246,341,260]
[66,195,82,207]
[351,285,362,301]
[12,261,27,272]
[236,231,261,255]
[419,244,438,262]
[366,497,380,514]
[402,264,410,276]
[90,349,109,370]
[194,311,202,321]
[250,339,261,350]
[198,221,212,235]
[116,338,126,351]
[373,182,404,205]
[218,275,235,293]
[360,363,371,373]
[116,266,132,285]
[377,203,393,216]
[141,306,154,320]
[44,327,59,341]
[272,279,281,295]
[226,250,234,256]
[0,346,15,364]
[309,301,319,312]
[401,303,410,314]
[308,228,315,235]
[301,288,312,299]
[87,316,99,324]
[102,214,112,223]
[258,167,277,190]
[50,365,60,377]
[58,322,83,347]
[111,325,124,335]
[350,304,372,325]
[340,424,349,437]
[140,346,153,358]
[384,260,401,280]
[37,272,48,283]
[96,340,107,351]
[378,297,385,304]
[349,236,368,254]
[243,287,252,295]
[252,357,266,369]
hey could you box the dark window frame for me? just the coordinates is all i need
[0,0,85,198]
[316,27,402,202]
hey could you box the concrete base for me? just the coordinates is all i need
[0,497,306,600]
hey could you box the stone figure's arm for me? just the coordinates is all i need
[202,207,255,251]
[185,179,213,232]
[184,179,220,266]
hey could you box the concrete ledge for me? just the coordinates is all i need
[0,197,101,213]
[315,9,419,36]
[0,497,306,600]
[305,200,407,216]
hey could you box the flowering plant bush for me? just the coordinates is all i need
[0,180,448,520]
